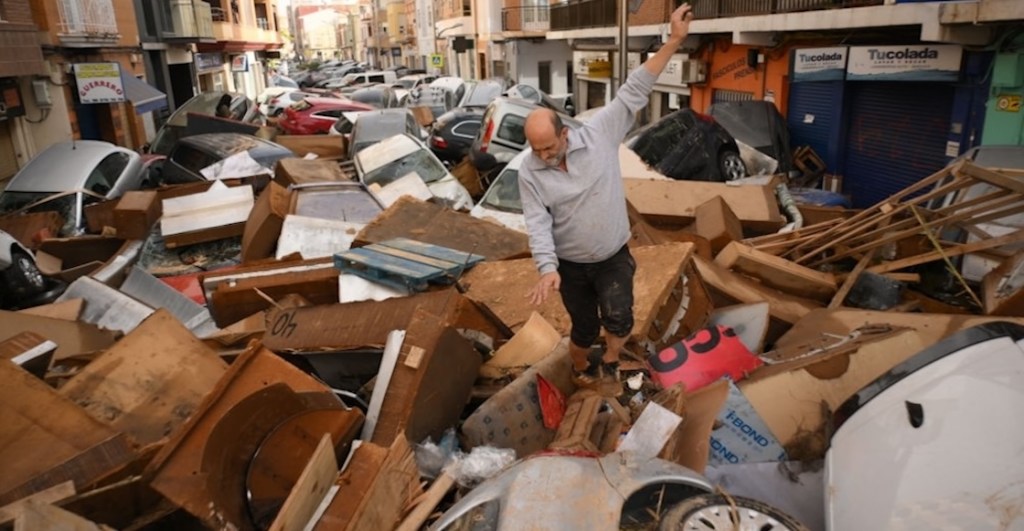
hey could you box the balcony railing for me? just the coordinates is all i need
[501,5,550,32]
[211,6,228,22]
[691,0,883,18]
[57,0,119,38]
[550,0,615,31]
[256,17,269,30]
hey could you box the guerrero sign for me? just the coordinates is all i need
[74,63,125,104]
[846,45,962,82]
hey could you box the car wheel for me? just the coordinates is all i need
[659,494,808,531]
[7,251,46,294]
[719,150,746,181]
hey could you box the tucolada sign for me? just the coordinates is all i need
[791,47,848,82]
[846,45,962,82]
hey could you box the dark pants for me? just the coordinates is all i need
[558,245,636,349]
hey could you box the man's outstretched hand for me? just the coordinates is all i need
[527,271,561,306]
[669,2,695,43]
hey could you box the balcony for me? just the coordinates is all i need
[501,4,550,33]
[162,0,215,42]
[57,0,120,46]
[691,0,883,18]
[550,0,615,31]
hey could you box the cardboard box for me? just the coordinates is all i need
[695,196,743,255]
[84,200,119,234]
[624,178,786,233]
[0,211,64,248]
[715,242,837,302]
[274,158,350,186]
[35,236,129,284]
[161,183,254,249]
[449,158,483,198]
[113,191,162,240]
[241,181,292,262]
[274,135,345,159]
[708,381,787,466]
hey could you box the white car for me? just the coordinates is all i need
[354,133,473,211]
[825,323,1024,530]
[0,229,46,306]
[257,87,297,116]
[469,149,529,233]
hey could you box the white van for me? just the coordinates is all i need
[340,71,398,87]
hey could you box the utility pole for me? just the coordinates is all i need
[614,0,627,98]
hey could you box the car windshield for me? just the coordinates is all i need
[396,79,417,89]
[150,93,248,155]
[480,169,522,213]
[462,83,503,107]
[352,90,384,106]
[0,191,88,236]
[362,149,447,187]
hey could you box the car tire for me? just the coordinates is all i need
[7,251,46,295]
[719,149,747,181]
[659,494,809,531]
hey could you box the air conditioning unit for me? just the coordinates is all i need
[680,59,706,84]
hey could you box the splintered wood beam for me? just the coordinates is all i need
[829,249,877,309]
[784,164,956,258]
[956,161,1024,196]
[868,228,1024,274]
[789,172,970,263]
[809,194,1024,268]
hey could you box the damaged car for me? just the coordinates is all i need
[0,229,51,308]
[156,133,294,186]
[626,108,746,182]
[148,92,261,156]
[353,133,474,211]
[0,140,151,236]
[708,100,794,176]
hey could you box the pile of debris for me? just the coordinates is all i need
[1,153,1022,530]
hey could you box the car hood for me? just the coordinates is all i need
[428,177,474,211]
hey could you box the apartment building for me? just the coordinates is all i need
[0,0,48,179]
[197,0,283,99]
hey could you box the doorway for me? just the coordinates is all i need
[538,61,551,94]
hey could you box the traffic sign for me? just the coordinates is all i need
[430,54,444,68]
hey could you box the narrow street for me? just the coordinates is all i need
[0,0,1023,529]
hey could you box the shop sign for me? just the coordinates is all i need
[791,47,847,82]
[231,55,249,72]
[73,63,125,104]
[996,94,1022,113]
[573,51,607,77]
[846,45,962,82]
[0,79,26,121]
[195,53,223,72]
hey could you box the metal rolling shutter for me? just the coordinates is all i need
[843,82,954,208]
[0,122,18,181]
[787,80,842,172]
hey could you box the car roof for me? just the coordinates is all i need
[303,97,373,110]
[356,133,421,173]
[177,133,292,159]
[6,140,136,193]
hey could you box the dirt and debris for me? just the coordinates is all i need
[1,146,1022,531]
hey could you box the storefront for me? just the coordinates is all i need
[573,51,611,113]
[650,54,692,121]
[689,39,791,115]
[982,38,1024,146]
[787,44,990,208]
[195,52,227,93]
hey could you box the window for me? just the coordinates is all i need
[496,114,525,144]
[171,145,218,173]
[369,74,386,83]
[451,120,480,139]
[85,152,131,195]
[314,109,345,119]
[538,61,552,94]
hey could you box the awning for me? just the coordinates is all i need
[122,75,168,115]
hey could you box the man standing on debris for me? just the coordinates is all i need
[519,2,695,384]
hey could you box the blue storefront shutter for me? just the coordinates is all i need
[787,80,844,173]
[843,82,955,208]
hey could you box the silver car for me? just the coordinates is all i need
[0,140,147,236]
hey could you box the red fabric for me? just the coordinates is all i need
[537,374,567,430]
[647,324,763,392]
[160,273,208,306]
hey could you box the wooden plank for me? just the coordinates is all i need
[715,242,837,302]
[58,309,228,448]
[365,243,462,271]
[268,434,338,531]
[0,482,76,526]
[394,472,455,531]
[869,228,1024,274]
[14,500,111,531]
[362,331,405,441]
[829,249,877,309]
[18,299,85,321]
[462,242,694,339]
[957,161,1024,196]
[693,256,821,325]
[314,438,422,531]
[0,362,134,506]
[380,237,485,265]
[622,178,786,231]
[355,196,530,261]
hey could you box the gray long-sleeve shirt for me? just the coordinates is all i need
[518,67,657,275]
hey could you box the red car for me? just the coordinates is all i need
[278,97,373,135]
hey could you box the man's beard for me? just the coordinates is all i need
[542,145,567,168]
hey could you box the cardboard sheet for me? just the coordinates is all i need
[479,312,561,379]
[623,178,785,232]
